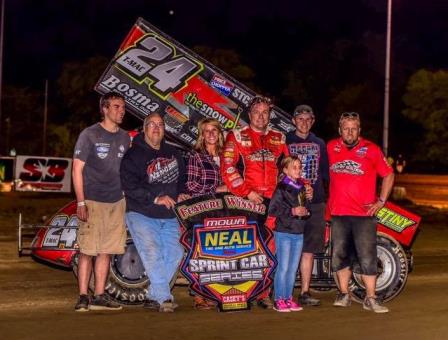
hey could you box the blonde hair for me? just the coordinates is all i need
[194,118,224,155]
[338,112,361,127]
[280,155,301,172]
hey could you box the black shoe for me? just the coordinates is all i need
[298,292,321,306]
[257,297,273,309]
[75,294,90,312]
[143,299,160,310]
[89,294,122,311]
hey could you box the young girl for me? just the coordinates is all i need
[268,156,313,312]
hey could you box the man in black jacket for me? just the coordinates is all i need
[120,113,188,313]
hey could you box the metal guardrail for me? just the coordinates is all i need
[17,213,46,257]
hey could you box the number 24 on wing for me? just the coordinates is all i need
[116,34,203,98]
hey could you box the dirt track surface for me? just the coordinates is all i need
[1,193,448,340]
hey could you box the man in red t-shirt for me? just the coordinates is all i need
[327,112,394,313]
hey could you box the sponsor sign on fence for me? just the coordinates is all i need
[95,17,295,149]
[15,156,72,192]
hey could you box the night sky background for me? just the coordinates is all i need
[2,0,448,171]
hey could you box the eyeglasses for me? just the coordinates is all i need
[340,112,360,119]
[145,121,165,129]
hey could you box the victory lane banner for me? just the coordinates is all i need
[15,156,72,192]
[175,193,276,312]
[95,17,295,149]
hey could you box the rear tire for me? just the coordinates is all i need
[334,234,409,303]
[104,238,149,305]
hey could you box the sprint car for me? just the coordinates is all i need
[18,199,420,305]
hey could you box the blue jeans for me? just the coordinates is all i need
[126,212,184,304]
[274,231,304,300]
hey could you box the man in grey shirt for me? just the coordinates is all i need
[72,92,130,312]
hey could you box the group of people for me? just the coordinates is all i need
[72,91,394,314]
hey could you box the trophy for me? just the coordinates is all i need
[296,181,311,220]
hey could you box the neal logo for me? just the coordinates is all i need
[19,158,69,182]
[116,34,203,99]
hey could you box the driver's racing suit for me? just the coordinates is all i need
[221,125,288,302]
[221,126,289,199]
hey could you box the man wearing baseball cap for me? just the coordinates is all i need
[286,104,329,307]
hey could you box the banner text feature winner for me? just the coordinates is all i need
[15,156,72,192]
[175,193,276,312]
[95,17,295,149]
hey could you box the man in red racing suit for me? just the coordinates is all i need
[221,99,289,202]
[221,95,289,309]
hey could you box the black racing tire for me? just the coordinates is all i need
[349,233,409,303]
[104,238,149,305]
[73,237,179,305]
[333,233,409,304]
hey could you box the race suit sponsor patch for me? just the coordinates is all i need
[248,149,275,162]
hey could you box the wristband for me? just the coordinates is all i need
[77,201,86,207]
[378,198,385,204]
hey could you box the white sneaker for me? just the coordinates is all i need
[363,296,389,313]
[333,293,351,307]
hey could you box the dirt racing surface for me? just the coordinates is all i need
[1,193,448,340]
